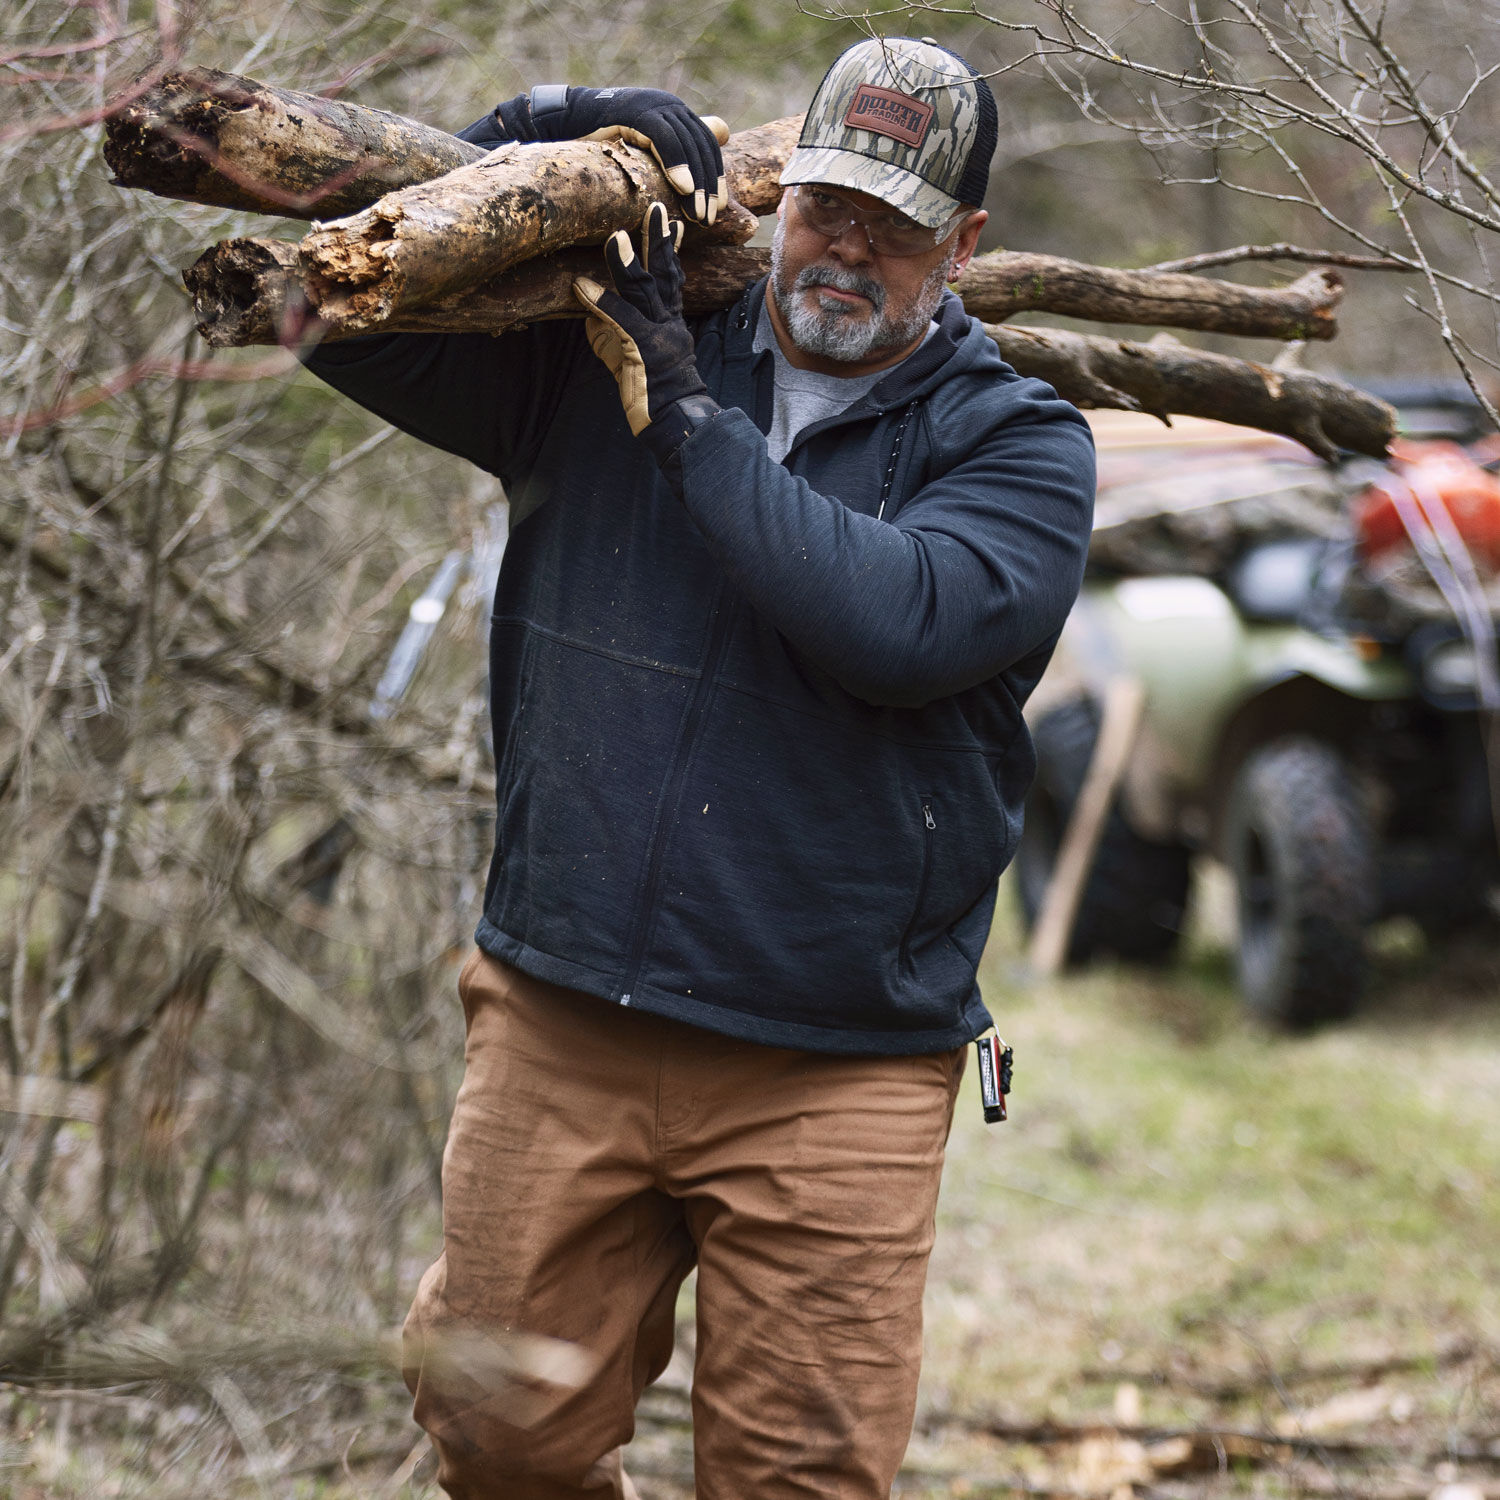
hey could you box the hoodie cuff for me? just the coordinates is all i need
[638,393,724,485]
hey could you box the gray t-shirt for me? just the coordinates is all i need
[752,304,936,464]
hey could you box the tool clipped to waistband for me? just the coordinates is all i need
[975,1033,1013,1123]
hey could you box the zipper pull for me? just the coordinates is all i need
[922,803,936,830]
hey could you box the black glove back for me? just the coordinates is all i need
[486,85,727,225]
[573,202,710,437]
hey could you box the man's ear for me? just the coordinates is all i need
[950,209,988,279]
[776,187,791,220]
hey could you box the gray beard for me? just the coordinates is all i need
[770,217,952,363]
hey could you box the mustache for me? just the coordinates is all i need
[793,263,886,313]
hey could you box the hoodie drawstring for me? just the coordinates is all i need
[876,400,920,522]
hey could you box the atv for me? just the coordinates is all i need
[1016,387,1500,1027]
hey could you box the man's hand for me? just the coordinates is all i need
[489,86,728,226]
[573,202,710,438]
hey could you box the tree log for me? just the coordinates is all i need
[103,67,485,218]
[985,325,1394,458]
[127,70,1388,452]
[962,255,1342,341]
[182,238,773,347]
[104,67,800,224]
[294,137,769,333]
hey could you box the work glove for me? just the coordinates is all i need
[573,202,716,446]
[476,85,728,226]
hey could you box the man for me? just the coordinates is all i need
[305,36,1094,1499]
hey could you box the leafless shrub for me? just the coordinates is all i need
[0,1,507,1479]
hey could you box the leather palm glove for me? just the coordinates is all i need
[481,85,728,226]
[573,202,720,458]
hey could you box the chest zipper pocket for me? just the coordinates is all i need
[900,798,937,972]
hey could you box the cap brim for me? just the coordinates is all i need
[780,145,962,229]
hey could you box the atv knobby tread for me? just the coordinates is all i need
[1224,736,1373,1028]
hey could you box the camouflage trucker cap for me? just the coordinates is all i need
[781,37,998,229]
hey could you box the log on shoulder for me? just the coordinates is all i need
[987,325,1394,459]
[104,67,487,219]
[116,70,1339,344]
[104,68,800,224]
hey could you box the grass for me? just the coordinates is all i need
[897,876,1500,1495]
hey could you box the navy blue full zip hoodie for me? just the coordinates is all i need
[305,279,1095,1054]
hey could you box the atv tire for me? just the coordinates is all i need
[1223,737,1373,1028]
[1016,698,1191,964]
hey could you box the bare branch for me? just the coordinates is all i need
[1145,243,1410,273]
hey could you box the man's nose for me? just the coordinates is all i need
[824,219,875,262]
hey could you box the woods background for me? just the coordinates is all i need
[3,0,1498,1495]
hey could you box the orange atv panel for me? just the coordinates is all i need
[1355,439,1500,570]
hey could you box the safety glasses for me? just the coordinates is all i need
[792,183,969,257]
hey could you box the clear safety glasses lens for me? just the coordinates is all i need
[793,185,961,256]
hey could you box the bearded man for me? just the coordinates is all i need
[303,35,1095,1500]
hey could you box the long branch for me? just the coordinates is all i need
[959,255,1343,340]
[1144,243,1409,274]
[105,68,799,224]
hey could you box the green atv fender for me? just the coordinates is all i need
[1057,575,1412,805]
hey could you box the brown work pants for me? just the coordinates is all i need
[402,949,965,1499]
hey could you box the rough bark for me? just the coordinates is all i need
[962,255,1343,340]
[104,68,801,224]
[103,67,487,218]
[985,325,1394,458]
[182,239,772,347]
[293,137,760,333]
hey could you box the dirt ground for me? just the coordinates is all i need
[7,873,1499,1499]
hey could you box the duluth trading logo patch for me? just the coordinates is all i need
[842,85,935,147]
